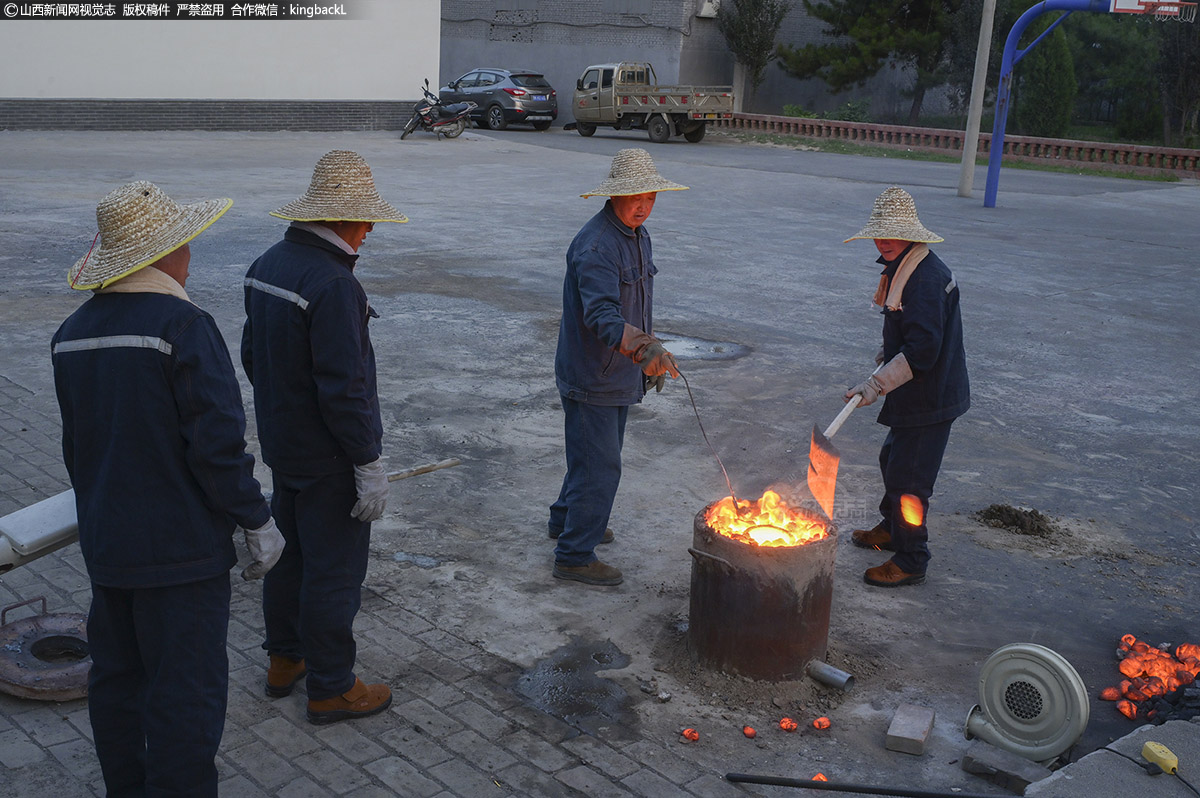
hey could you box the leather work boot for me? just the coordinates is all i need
[549,527,614,544]
[864,560,926,588]
[552,560,623,586]
[265,655,307,698]
[851,521,894,551]
[306,678,392,725]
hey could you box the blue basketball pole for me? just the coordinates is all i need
[983,0,1112,207]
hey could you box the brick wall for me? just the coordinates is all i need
[0,100,418,131]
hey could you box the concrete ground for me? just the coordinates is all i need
[0,126,1197,797]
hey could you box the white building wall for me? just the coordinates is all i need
[0,1,440,100]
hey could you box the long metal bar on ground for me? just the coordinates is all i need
[387,458,462,482]
[725,772,1001,798]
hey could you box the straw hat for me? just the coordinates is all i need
[581,148,688,198]
[68,181,231,291]
[844,186,943,243]
[271,150,407,223]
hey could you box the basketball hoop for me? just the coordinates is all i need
[1139,0,1197,20]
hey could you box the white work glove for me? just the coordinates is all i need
[241,518,285,581]
[845,352,914,408]
[351,458,389,522]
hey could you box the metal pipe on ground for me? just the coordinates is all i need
[725,773,1002,797]
[806,659,854,691]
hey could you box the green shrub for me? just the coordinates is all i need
[826,99,871,122]
[782,104,819,118]
[1015,24,1076,138]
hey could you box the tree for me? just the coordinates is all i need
[775,0,964,124]
[1013,19,1076,137]
[716,0,795,98]
[1154,17,1200,146]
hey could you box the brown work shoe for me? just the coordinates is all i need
[864,560,926,588]
[851,521,894,551]
[552,560,623,586]
[265,655,307,698]
[306,678,392,725]
[548,527,615,544]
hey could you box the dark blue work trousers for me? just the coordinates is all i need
[878,419,955,574]
[87,575,231,798]
[262,469,370,701]
[549,397,628,566]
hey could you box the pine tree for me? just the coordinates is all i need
[716,0,795,96]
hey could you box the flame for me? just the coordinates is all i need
[1103,634,1200,721]
[900,494,924,526]
[705,491,828,547]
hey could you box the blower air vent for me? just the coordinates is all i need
[964,643,1089,764]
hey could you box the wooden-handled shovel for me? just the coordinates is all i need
[806,395,862,520]
[387,458,462,482]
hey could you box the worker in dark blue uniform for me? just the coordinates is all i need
[843,187,970,587]
[53,181,283,796]
[242,151,406,724]
[549,149,686,587]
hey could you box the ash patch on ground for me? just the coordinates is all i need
[647,612,856,722]
[974,504,1058,537]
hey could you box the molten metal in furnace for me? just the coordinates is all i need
[705,490,829,547]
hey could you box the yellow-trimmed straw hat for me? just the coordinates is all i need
[844,186,943,243]
[68,181,231,291]
[271,150,407,223]
[581,148,688,198]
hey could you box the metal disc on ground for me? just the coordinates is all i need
[0,597,90,701]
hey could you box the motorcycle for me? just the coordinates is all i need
[401,79,476,140]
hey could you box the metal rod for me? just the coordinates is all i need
[387,458,462,483]
[806,659,855,691]
[725,773,1002,797]
[677,369,742,512]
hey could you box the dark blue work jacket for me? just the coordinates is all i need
[555,202,656,406]
[52,291,270,588]
[877,246,971,428]
[241,227,382,476]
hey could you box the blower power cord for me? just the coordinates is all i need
[1101,742,1200,797]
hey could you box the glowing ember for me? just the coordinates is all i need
[1100,634,1200,722]
[900,494,924,526]
[705,490,829,547]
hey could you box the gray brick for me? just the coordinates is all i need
[251,716,323,755]
[217,774,272,798]
[557,764,638,797]
[622,767,693,798]
[886,703,935,755]
[0,728,46,768]
[505,703,580,744]
[46,737,103,782]
[278,775,332,798]
[393,698,465,738]
[502,728,578,772]
[444,699,515,739]
[378,725,454,768]
[683,773,755,798]
[226,743,301,791]
[426,757,502,793]
[295,747,373,794]
[561,734,639,778]
[313,723,388,764]
[454,672,523,711]
[620,740,704,785]
[962,740,1054,794]
[441,728,517,773]
[363,755,444,797]
[11,709,84,747]
[497,762,588,797]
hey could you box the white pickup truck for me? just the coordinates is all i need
[566,62,734,143]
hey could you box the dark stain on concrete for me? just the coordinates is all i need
[515,638,638,739]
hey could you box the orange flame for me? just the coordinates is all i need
[705,491,828,547]
[900,494,924,526]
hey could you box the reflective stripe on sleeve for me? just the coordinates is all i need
[52,335,173,356]
[245,278,310,310]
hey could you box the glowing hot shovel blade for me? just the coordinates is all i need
[806,424,840,520]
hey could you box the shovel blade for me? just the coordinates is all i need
[806,424,840,520]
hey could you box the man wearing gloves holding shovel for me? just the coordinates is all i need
[549,148,685,587]
[53,181,284,795]
[242,150,404,723]
[843,187,970,588]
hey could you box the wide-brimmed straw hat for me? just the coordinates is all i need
[581,148,688,198]
[844,186,943,243]
[271,150,407,223]
[68,181,231,291]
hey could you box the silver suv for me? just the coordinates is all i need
[439,68,558,131]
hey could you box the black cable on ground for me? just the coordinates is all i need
[1099,746,1200,797]
[725,772,1006,797]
